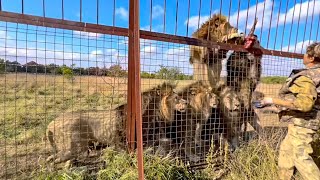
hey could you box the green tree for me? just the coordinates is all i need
[61,65,74,80]
[141,72,155,79]
[155,65,183,79]
[107,65,127,77]
[0,59,5,74]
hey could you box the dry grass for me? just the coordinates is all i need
[0,73,298,179]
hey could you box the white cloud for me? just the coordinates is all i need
[261,56,304,77]
[229,0,274,30]
[152,5,164,19]
[91,50,104,56]
[140,46,157,62]
[278,0,320,25]
[163,46,192,74]
[185,15,210,30]
[73,31,103,39]
[228,0,320,31]
[141,46,157,53]
[0,45,82,65]
[282,39,314,53]
[141,24,164,32]
[118,39,128,46]
[184,10,220,30]
[0,30,7,37]
[115,7,129,21]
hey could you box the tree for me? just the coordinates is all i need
[45,63,58,74]
[0,59,5,74]
[107,64,127,77]
[61,65,74,80]
[155,65,181,79]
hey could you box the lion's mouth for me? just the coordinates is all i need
[221,32,244,43]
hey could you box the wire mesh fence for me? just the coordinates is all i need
[0,0,319,179]
[0,21,130,178]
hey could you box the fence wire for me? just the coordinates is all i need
[0,0,319,179]
[0,21,129,178]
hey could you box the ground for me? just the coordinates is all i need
[0,73,288,179]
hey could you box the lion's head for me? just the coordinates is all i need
[178,81,219,119]
[191,14,242,43]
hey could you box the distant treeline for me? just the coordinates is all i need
[1,59,287,83]
[0,59,193,80]
[260,76,287,84]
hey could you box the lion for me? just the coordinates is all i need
[168,81,219,162]
[215,80,242,150]
[226,47,263,144]
[139,82,188,148]
[44,81,188,164]
[189,14,243,89]
[45,109,126,164]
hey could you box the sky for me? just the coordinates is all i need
[0,0,319,76]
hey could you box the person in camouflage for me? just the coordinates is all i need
[260,42,320,180]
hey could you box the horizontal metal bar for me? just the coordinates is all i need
[0,11,128,36]
[0,11,303,59]
[141,31,304,59]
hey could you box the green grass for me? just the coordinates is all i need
[260,76,287,84]
[1,73,320,179]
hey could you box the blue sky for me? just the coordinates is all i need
[0,0,319,76]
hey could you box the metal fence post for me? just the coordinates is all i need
[128,0,145,179]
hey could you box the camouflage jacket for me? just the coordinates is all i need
[278,64,320,121]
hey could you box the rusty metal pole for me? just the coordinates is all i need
[128,0,145,179]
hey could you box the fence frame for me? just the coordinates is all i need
[0,2,307,179]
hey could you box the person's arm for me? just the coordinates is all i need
[261,76,317,112]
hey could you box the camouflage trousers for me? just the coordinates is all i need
[278,118,320,180]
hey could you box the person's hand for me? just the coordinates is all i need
[260,97,273,106]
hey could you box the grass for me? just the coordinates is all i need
[1,73,319,179]
[0,73,194,179]
[32,128,305,180]
[260,76,287,84]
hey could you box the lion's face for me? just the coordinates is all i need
[213,22,238,41]
[207,16,240,43]
[169,93,188,113]
[208,92,219,108]
[220,90,241,119]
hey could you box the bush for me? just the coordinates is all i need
[61,66,74,80]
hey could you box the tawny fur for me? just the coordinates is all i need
[140,82,188,148]
[45,81,188,164]
[191,14,238,42]
[174,81,219,162]
[189,13,263,150]
[189,14,241,90]
[45,109,126,164]
[215,81,242,150]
